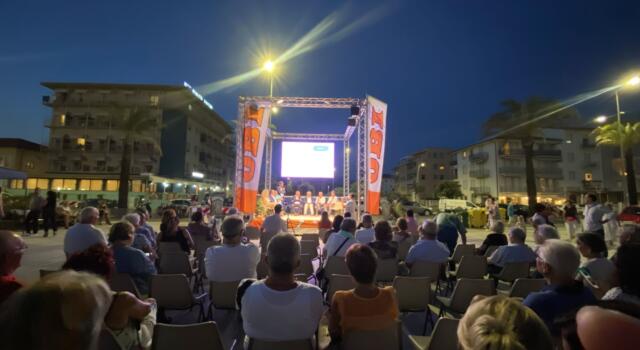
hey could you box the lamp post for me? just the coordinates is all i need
[614,75,639,204]
[414,162,426,201]
[262,60,275,97]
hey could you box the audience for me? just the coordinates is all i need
[123,213,156,259]
[523,239,596,336]
[187,211,218,242]
[405,220,450,268]
[329,244,399,344]
[368,220,398,260]
[241,233,323,342]
[576,232,615,297]
[405,209,418,236]
[135,208,157,248]
[205,216,260,282]
[602,243,640,306]
[0,270,112,350]
[109,222,157,295]
[393,217,411,243]
[322,218,358,261]
[435,211,467,254]
[323,214,344,243]
[534,224,560,254]
[478,221,508,255]
[487,227,536,273]
[355,214,375,244]
[63,206,107,258]
[0,231,26,304]
[318,211,332,230]
[618,224,640,246]
[531,203,551,230]
[260,204,287,253]
[158,209,194,254]
[458,295,553,350]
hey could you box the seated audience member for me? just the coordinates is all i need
[0,270,112,350]
[123,213,156,259]
[241,233,323,342]
[329,244,399,343]
[575,304,640,350]
[531,203,551,230]
[205,216,260,282]
[478,221,508,255]
[576,232,616,297]
[0,231,26,304]
[260,204,287,253]
[187,211,218,241]
[158,209,194,254]
[355,214,375,244]
[63,206,107,258]
[603,243,640,306]
[405,220,450,268]
[618,224,640,246]
[488,227,536,273]
[109,222,157,295]
[62,245,157,350]
[458,295,553,350]
[323,215,344,243]
[368,221,398,260]
[534,224,560,255]
[323,218,358,262]
[135,208,157,248]
[393,217,411,243]
[523,239,596,336]
[405,209,418,236]
[318,211,332,230]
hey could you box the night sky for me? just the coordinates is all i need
[1,0,640,174]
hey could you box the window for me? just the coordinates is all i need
[584,172,593,181]
[59,114,66,126]
[10,179,24,189]
[439,165,445,171]
[77,137,86,146]
[63,179,76,190]
[26,178,49,190]
[97,161,106,171]
[131,180,142,192]
[106,180,119,192]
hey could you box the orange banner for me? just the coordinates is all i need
[367,96,387,214]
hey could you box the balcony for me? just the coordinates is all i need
[499,166,563,178]
[499,148,561,159]
[583,161,598,169]
[581,140,597,148]
[469,168,490,178]
[470,186,491,194]
[469,152,489,163]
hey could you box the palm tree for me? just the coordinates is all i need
[110,106,162,209]
[593,121,640,205]
[483,97,579,211]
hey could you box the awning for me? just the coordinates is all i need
[0,167,27,179]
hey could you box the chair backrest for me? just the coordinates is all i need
[245,226,261,240]
[109,272,141,298]
[497,262,531,283]
[427,318,460,350]
[375,258,398,283]
[342,320,401,350]
[300,240,319,259]
[450,278,495,314]
[151,322,224,350]
[484,245,499,257]
[256,259,269,279]
[150,274,194,309]
[294,253,314,277]
[39,269,59,278]
[193,236,218,258]
[248,338,314,350]
[301,233,319,245]
[324,256,349,277]
[158,252,193,276]
[209,280,240,310]
[326,274,356,303]
[456,255,487,279]
[509,278,547,299]
[320,228,331,243]
[410,261,443,281]
[397,240,411,261]
[451,244,476,263]
[393,276,431,312]
[157,242,183,256]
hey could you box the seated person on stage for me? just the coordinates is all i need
[261,189,275,214]
[478,221,508,256]
[332,196,344,216]
[319,211,333,230]
[355,214,375,244]
[325,191,337,213]
[276,180,286,196]
[329,244,399,344]
[205,216,260,282]
[240,233,323,343]
[487,227,536,274]
[260,204,288,253]
[316,192,327,214]
[303,191,315,216]
[270,189,282,205]
[292,191,303,215]
[405,220,450,268]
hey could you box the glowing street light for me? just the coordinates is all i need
[263,60,275,72]
[414,162,427,201]
[594,115,608,124]
[262,59,276,98]
[626,75,640,86]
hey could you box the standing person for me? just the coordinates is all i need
[583,194,605,238]
[531,204,552,231]
[24,188,44,236]
[303,191,315,216]
[260,204,287,253]
[344,193,355,217]
[64,207,107,258]
[601,203,619,247]
[405,209,418,236]
[484,196,494,228]
[355,214,375,244]
[563,199,580,240]
[0,231,27,304]
[506,198,516,226]
[98,201,112,225]
[435,210,468,254]
[42,191,57,238]
[487,197,501,229]
[158,209,194,254]
[276,180,286,196]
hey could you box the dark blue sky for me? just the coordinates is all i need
[1,0,639,173]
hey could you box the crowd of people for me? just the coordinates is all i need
[260,181,356,217]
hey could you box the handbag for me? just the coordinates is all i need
[315,236,351,292]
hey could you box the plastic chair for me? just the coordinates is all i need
[324,256,350,277]
[301,233,320,246]
[408,318,459,350]
[294,253,315,281]
[110,272,141,298]
[151,322,224,350]
[397,240,412,261]
[150,274,205,322]
[158,252,199,291]
[342,320,401,350]
[434,278,495,318]
[498,278,546,299]
[448,255,487,280]
[300,240,319,259]
[393,276,433,335]
[326,274,356,304]
[483,245,499,257]
[492,262,531,284]
[247,338,314,350]
[449,244,476,264]
[376,258,399,283]
[157,242,183,256]
[207,280,240,319]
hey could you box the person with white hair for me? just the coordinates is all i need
[478,221,508,255]
[122,213,156,259]
[355,214,375,244]
[0,231,27,304]
[63,206,107,258]
[405,220,450,268]
[488,227,536,273]
[523,239,596,336]
[204,216,260,282]
[322,218,358,263]
[533,224,559,254]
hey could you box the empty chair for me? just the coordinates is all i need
[375,258,398,283]
[393,276,432,335]
[499,278,546,299]
[492,262,531,284]
[410,261,443,280]
[245,226,261,240]
[324,256,350,277]
[326,274,356,304]
[109,272,141,298]
[483,245,499,257]
[408,318,459,350]
[300,240,319,259]
[435,278,495,318]
[151,322,224,350]
[294,253,315,281]
[449,244,476,264]
[150,274,205,322]
[341,321,401,350]
[247,338,314,350]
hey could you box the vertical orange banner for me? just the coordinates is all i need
[367,96,387,214]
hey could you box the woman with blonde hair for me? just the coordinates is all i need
[458,295,553,350]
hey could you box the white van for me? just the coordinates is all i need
[438,199,478,212]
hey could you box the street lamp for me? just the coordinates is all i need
[414,162,426,201]
[594,115,608,124]
[262,60,275,98]
[614,74,640,204]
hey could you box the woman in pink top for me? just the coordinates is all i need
[405,210,418,235]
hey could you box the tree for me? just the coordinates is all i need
[593,121,640,205]
[483,97,579,211]
[435,181,463,198]
[111,106,162,209]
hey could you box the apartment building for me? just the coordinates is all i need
[0,138,48,177]
[393,147,456,200]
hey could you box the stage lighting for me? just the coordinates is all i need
[350,105,360,116]
[347,116,357,126]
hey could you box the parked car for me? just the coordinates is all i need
[617,206,640,224]
[439,199,478,212]
[168,199,191,218]
[401,200,432,216]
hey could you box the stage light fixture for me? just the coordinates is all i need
[350,105,360,116]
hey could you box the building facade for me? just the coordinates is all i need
[393,147,456,200]
[0,138,48,177]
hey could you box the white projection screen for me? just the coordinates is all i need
[281,141,335,178]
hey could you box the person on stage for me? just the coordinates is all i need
[326,191,337,214]
[316,192,327,215]
[344,193,355,216]
[303,191,315,216]
[292,191,303,215]
[276,181,286,196]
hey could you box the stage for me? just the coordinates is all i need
[249,214,330,231]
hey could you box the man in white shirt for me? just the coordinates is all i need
[583,194,605,237]
[344,194,355,216]
[322,218,358,261]
[488,227,536,272]
[205,216,260,282]
[405,220,450,267]
[260,204,288,252]
[63,206,107,258]
[241,233,323,342]
[355,214,375,244]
